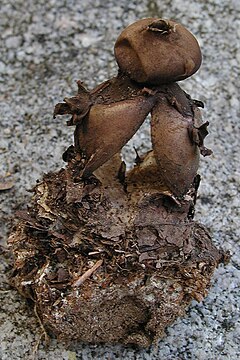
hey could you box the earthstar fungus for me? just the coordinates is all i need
[9,18,227,347]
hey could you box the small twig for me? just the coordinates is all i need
[34,304,50,344]
[30,306,50,360]
[73,259,103,287]
[31,331,44,360]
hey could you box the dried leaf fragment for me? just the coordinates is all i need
[0,176,14,191]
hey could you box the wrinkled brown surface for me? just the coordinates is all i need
[8,152,227,347]
[114,18,202,85]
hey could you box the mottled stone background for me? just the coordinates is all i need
[0,0,239,359]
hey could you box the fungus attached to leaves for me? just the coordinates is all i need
[8,18,228,348]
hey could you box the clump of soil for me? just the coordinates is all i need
[8,151,226,347]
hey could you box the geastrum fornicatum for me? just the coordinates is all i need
[9,18,228,347]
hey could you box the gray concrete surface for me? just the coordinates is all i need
[0,0,239,359]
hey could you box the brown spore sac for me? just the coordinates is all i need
[114,18,202,85]
[8,153,227,347]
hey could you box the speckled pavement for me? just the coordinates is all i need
[0,1,239,359]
